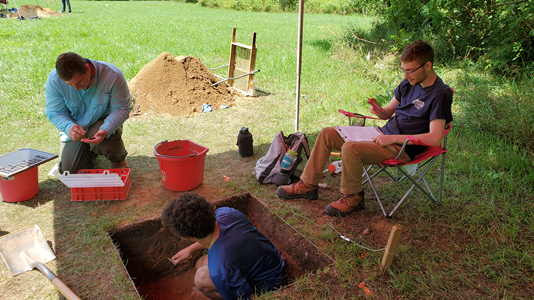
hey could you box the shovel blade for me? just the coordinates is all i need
[0,225,56,276]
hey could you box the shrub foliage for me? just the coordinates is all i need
[373,0,534,73]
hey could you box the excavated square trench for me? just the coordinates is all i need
[108,192,333,300]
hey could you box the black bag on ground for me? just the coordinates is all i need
[255,131,311,185]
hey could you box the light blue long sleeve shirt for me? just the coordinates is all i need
[45,59,131,142]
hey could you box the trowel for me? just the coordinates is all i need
[0,225,81,300]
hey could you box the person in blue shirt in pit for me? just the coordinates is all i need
[45,52,131,174]
[161,192,285,300]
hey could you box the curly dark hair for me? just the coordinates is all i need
[55,52,87,81]
[161,192,216,239]
[400,40,434,66]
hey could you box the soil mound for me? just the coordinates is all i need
[11,5,59,19]
[129,52,237,118]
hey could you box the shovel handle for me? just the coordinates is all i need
[52,278,81,300]
[34,262,81,299]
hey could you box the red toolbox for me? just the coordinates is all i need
[66,169,131,201]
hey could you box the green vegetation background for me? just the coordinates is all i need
[0,1,533,299]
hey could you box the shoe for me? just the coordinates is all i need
[111,159,128,168]
[276,180,318,200]
[60,11,64,13]
[324,191,365,217]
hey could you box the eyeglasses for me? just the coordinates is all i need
[399,61,428,75]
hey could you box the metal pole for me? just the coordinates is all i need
[295,0,304,132]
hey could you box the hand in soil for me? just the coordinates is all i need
[172,247,194,264]
[173,242,205,264]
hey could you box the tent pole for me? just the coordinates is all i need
[295,0,304,132]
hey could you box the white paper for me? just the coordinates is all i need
[334,126,382,142]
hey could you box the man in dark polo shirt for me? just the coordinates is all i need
[276,40,453,217]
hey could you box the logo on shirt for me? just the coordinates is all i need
[412,99,424,109]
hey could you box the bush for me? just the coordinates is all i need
[192,0,377,14]
[277,0,296,11]
[373,0,534,74]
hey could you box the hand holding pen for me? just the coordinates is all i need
[367,98,384,112]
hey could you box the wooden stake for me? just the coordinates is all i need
[381,224,403,271]
[246,32,257,96]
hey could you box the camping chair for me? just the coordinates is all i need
[338,109,452,218]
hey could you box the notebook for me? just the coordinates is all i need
[334,126,382,142]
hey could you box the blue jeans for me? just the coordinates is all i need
[61,0,71,12]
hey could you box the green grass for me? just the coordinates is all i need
[1,1,534,300]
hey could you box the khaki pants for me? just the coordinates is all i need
[300,127,411,195]
[58,118,127,174]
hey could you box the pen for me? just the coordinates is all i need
[367,98,384,112]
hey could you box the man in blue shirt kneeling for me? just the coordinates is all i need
[45,52,131,174]
[161,192,285,300]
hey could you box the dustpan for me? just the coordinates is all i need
[0,225,80,300]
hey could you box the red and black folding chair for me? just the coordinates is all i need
[338,109,452,218]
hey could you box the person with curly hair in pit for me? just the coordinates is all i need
[161,192,285,300]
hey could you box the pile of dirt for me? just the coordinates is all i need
[10,5,59,19]
[128,52,238,118]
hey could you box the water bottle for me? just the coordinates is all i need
[236,127,253,157]
[328,160,342,174]
[281,149,298,173]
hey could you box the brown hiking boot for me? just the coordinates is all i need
[276,180,318,200]
[111,159,128,169]
[324,190,365,217]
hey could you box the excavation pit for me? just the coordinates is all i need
[108,192,333,300]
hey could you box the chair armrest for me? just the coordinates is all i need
[394,139,411,160]
[338,110,379,126]
[393,135,444,160]
[338,110,379,120]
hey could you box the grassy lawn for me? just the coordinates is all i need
[1,1,533,299]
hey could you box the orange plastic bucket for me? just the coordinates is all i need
[0,167,39,203]
[153,140,209,191]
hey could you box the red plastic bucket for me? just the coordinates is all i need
[153,140,209,191]
[0,167,39,203]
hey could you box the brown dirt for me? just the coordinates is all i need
[128,53,242,118]
[108,193,333,300]
[10,5,59,19]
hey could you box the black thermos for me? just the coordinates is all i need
[237,127,253,157]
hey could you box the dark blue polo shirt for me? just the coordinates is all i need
[380,76,453,158]
[207,207,285,300]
